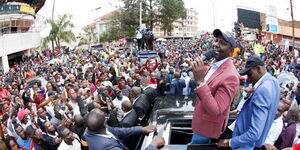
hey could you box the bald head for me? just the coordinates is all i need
[74,114,84,126]
[121,100,132,113]
[87,109,106,133]
[131,86,142,99]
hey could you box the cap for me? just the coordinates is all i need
[239,56,265,75]
[115,88,122,94]
[25,125,35,137]
[213,29,237,48]
[17,109,29,121]
[117,76,126,82]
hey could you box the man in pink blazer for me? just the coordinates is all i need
[190,29,240,144]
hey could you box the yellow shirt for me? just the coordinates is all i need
[232,48,240,58]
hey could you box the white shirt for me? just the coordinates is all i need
[265,116,283,145]
[181,74,191,96]
[69,100,80,116]
[204,58,229,82]
[112,96,130,120]
[136,30,142,39]
[58,134,81,150]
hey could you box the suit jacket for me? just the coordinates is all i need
[119,110,138,128]
[167,79,186,95]
[84,126,157,150]
[231,73,280,149]
[142,87,157,104]
[192,58,239,139]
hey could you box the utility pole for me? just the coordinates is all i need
[139,0,142,27]
[212,0,216,29]
[290,0,295,51]
[51,0,56,52]
[52,0,56,20]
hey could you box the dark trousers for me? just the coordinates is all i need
[137,39,142,50]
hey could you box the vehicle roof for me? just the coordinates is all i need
[140,95,195,149]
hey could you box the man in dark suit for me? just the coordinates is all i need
[119,100,137,127]
[84,109,165,150]
[141,77,157,105]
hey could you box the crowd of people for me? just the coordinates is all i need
[0,28,299,150]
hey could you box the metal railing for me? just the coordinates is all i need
[0,14,46,35]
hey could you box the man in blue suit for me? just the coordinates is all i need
[218,56,280,150]
[166,72,186,95]
[84,109,165,150]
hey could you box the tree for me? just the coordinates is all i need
[158,0,186,36]
[98,0,186,42]
[43,14,75,50]
[78,26,97,46]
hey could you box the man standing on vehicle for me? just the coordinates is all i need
[190,29,240,144]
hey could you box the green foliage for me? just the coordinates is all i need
[99,0,186,42]
[158,0,186,36]
[78,26,98,46]
[44,14,75,50]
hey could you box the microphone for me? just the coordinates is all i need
[186,49,216,72]
[201,49,216,61]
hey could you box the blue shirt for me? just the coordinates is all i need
[17,137,32,150]
[231,73,280,150]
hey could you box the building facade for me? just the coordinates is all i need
[0,0,46,72]
[152,8,198,38]
[84,8,198,39]
[83,8,122,35]
[260,13,300,47]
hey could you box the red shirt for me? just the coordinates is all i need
[148,78,158,85]
[0,89,10,99]
[26,71,32,79]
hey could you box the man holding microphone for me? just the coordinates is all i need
[190,29,240,144]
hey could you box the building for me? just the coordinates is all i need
[0,0,46,72]
[83,8,122,35]
[153,8,198,38]
[260,13,300,47]
[83,8,198,39]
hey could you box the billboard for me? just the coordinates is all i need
[266,17,278,33]
[237,8,261,29]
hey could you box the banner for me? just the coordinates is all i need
[266,17,278,33]
[20,5,35,15]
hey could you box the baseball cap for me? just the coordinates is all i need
[213,29,237,48]
[239,56,265,75]
[115,88,122,94]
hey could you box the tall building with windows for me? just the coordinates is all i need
[152,8,198,38]
[0,0,46,72]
